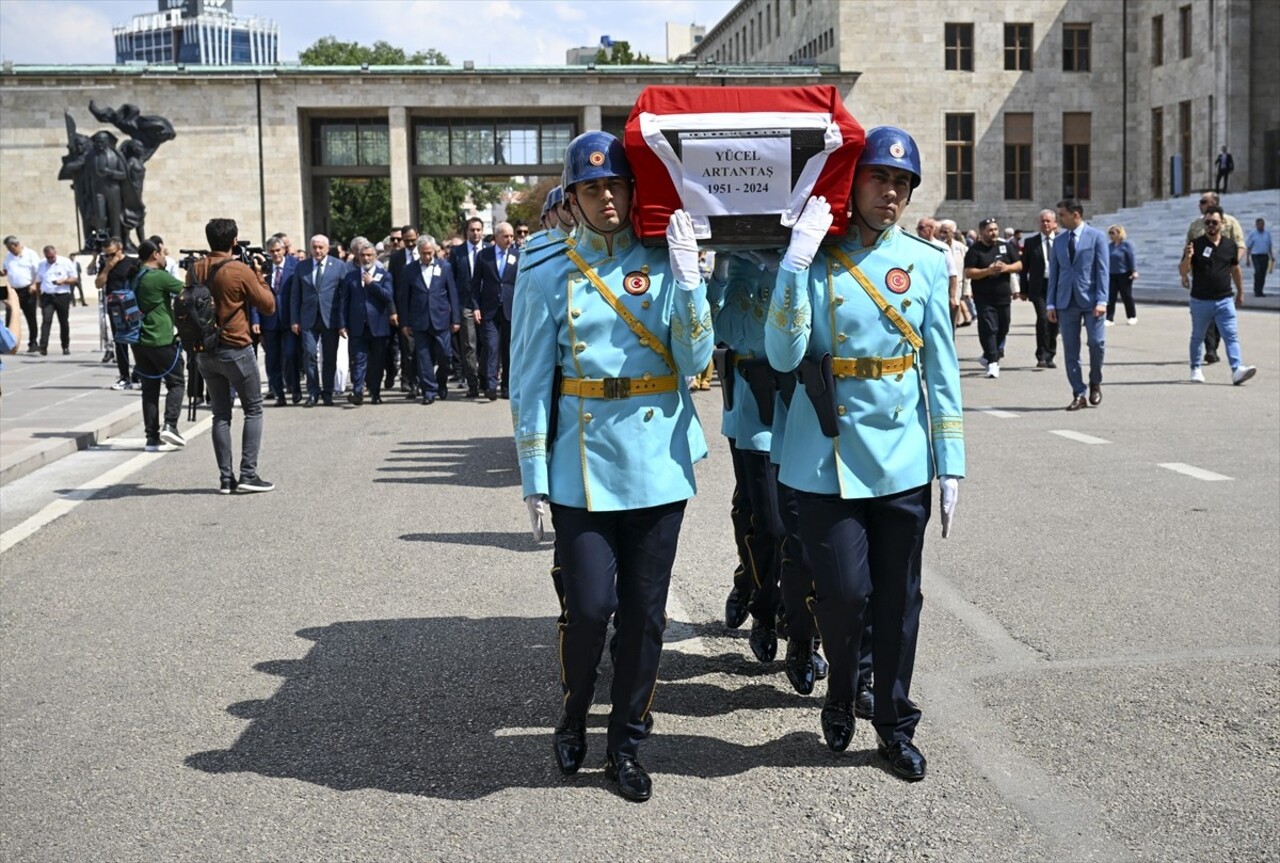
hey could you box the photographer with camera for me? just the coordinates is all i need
[130,240,187,451]
[95,236,139,389]
[190,218,276,494]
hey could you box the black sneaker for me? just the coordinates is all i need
[160,424,186,447]
[237,476,275,493]
[219,477,238,495]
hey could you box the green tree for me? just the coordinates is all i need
[416,177,471,241]
[328,178,391,248]
[505,177,559,228]
[593,40,651,65]
[299,36,448,66]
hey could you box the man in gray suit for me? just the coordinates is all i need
[290,234,346,407]
[1046,199,1110,412]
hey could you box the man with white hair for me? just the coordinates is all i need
[935,220,969,326]
[289,234,346,407]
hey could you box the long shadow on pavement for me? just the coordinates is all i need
[186,616,851,799]
[374,436,518,489]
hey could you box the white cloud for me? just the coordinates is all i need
[0,0,121,64]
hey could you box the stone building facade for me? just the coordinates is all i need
[690,0,1279,229]
[0,64,856,254]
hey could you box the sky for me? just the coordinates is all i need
[0,0,738,66]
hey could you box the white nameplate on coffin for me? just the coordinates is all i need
[678,130,791,218]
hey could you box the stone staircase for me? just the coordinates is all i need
[1088,188,1280,309]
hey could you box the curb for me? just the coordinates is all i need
[0,403,140,487]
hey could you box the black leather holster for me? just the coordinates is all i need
[797,353,839,438]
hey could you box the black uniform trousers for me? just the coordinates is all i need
[797,484,929,744]
[736,447,782,625]
[779,482,872,686]
[727,440,757,603]
[1025,288,1058,363]
[551,500,685,760]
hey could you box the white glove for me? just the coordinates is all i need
[739,249,782,273]
[780,196,833,273]
[666,209,701,290]
[939,477,959,539]
[525,493,548,542]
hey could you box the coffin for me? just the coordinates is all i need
[624,85,864,249]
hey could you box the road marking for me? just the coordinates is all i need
[0,416,213,555]
[1049,429,1110,445]
[981,408,1020,419]
[1158,462,1232,481]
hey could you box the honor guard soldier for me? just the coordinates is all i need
[511,131,714,802]
[765,126,965,781]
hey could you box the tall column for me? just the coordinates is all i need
[388,106,411,228]
[582,104,602,133]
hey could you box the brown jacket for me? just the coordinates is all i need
[189,251,274,348]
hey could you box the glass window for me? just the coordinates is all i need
[414,122,450,166]
[496,123,539,165]
[1004,113,1033,200]
[1152,15,1164,66]
[945,113,974,200]
[539,122,575,165]
[451,120,495,166]
[1004,24,1033,71]
[1063,23,1091,72]
[1062,112,1091,199]
[945,23,973,71]
[1179,5,1192,59]
[313,119,390,167]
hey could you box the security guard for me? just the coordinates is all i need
[512,131,713,802]
[765,126,964,781]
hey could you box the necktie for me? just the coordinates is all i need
[496,251,505,278]
[470,245,478,276]
[316,259,323,281]
[1068,231,1076,263]
[273,268,280,292]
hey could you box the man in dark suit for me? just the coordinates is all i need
[470,221,518,401]
[1046,199,1110,411]
[1018,208,1060,369]
[386,225,418,394]
[289,234,346,407]
[397,235,460,405]
[338,241,394,406]
[448,217,485,398]
[256,237,299,406]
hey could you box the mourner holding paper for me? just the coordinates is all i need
[764,126,965,782]
[511,131,713,803]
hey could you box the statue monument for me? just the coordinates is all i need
[59,101,176,252]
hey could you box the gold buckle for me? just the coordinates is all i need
[602,377,631,399]
[854,357,883,380]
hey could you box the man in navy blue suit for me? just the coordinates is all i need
[290,234,346,407]
[397,235,460,405]
[448,217,485,398]
[339,241,394,406]
[1046,199,1110,411]
[470,221,518,401]
[255,237,299,407]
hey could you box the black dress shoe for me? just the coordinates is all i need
[466,388,479,399]
[775,604,790,640]
[1035,360,1048,369]
[784,638,815,695]
[485,389,498,401]
[813,646,829,681]
[1045,360,1057,369]
[748,617,777,663]
[499,389,510,399]
[291,393,302,404]
[273,396,287,407]
[421,395,436,405]
[1204,353,1220,364]
[605,754,652,802]
[322,396,335,407]
[347,391,364,406]
[1088,384,1102,406]
[370,395,383,405]
[724,584,750,629]
[854,685,875,720]
[438,388,448,401]
[552,716,587,775]
[305,396,318,408]
[1066,394,1088,411]
[404,387,419,400]
[877,735,927,781]
[820,699,855,752]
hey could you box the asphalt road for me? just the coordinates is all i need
[2,302,1278,862]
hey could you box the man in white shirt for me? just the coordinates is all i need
[36,245,78,355]
[2,235,42,351]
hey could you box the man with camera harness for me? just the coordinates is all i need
[191,218,276,494]
[95,236,139,389]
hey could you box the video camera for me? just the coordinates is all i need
[178,241,271,275]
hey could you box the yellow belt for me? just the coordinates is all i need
[561,375,680,400]
[831,354,915,380]
[733,351,756,366]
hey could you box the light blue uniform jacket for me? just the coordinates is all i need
[764,226,965,499]
[711,256,776,453]
[509,228,571,431]
[513,224,714,511]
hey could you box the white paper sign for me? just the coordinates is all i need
[679,130,791,217]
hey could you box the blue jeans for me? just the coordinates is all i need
[1058,306,1106,396]
[197,345,264,483]
[1189,297,1243,370]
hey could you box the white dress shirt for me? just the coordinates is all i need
[3,247,41,288]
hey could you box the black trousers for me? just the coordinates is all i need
[498,311,511,393]
[1204,322,1221,360]
[14,287,39,348]
[976,300,1010,364]
[39,293,71,351]
[1252,255,1269,296]
[551,500,686,759]
[1107,273,1136,321]
[384,328,401,388]
[131,342,185,441]
[727,440,756,602]
[1215,169,1231,194]
[797,485,929,744]
[1026,289,1058,363]
[737,446,782,623]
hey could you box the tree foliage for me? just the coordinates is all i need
[328,178,391,249]
[505,177,560,228]
[299,37,449,66]
[593,40,652,65]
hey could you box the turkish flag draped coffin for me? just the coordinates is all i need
[624,85,865,249]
